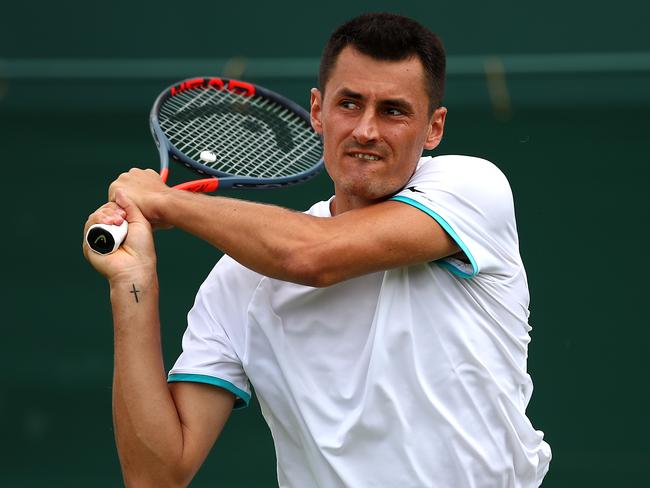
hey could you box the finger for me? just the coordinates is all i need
[108,180,118,203]
[97,208,126,226]
[93,204,126,225]
[114,189,145,223]
[108,171,130,202]
[83,203,127,237]
[102,202,126,214]
[97,202,126,218]
[100,201,127,215]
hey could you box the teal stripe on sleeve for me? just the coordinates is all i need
[168,373,251,409]
[390,195,479,278]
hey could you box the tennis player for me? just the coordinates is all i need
[84,12,551,487]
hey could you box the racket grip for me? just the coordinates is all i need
[86,221,129,255]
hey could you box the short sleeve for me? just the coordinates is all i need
[390,155,520,278]
[168,257,259,409]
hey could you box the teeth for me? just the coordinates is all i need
[353,153,379,161]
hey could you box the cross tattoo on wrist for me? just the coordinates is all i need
[130,284,141,303]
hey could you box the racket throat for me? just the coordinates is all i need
[174,178,220,193]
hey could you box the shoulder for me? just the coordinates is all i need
[413,155,510,188]
[406,155,514,207]
[392,155,520,277]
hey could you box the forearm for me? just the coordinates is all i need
[159,190,325,285]
[110,274,186,486]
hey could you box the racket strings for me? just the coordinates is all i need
[196,92,321,177]
[164,93,319,178]
[159,87,322,178]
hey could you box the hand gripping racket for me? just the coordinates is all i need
[86,76,324,254]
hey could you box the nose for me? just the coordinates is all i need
[352,109,379,145]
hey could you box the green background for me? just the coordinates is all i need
[1,1,649,486]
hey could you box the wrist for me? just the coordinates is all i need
[109,274,159,310]
[152,187,176,228]
[108,268,158,290]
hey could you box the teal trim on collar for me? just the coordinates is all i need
[390,195,479,278]
[168,373,251,409]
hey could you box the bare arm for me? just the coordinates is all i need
[84,192,233,487]
[108,170,460,287]
[161,191,458,287]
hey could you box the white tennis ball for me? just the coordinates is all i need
[200,150,217,163]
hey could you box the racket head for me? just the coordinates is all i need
[150,76,324,189]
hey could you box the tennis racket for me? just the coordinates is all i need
[86,76,324,254]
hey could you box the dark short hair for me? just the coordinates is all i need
[319,12,446,112]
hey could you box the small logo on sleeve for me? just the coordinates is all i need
[406,186,424,194]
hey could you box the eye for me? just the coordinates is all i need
[340,100,360,110]
[385,107,404,116]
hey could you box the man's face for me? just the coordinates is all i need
[311,46,447,212]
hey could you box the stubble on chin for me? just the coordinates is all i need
[338,173,403,204]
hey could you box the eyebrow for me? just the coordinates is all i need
[337,88,415,113]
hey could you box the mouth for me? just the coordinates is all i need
[348,152,382,161]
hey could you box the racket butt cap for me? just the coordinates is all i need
[86,221,128,255]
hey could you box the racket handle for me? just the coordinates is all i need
[86,221,128,255]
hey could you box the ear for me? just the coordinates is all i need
[310,88,324,135]
[423,107,447,151]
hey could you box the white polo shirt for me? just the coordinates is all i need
[169,155,552,487]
